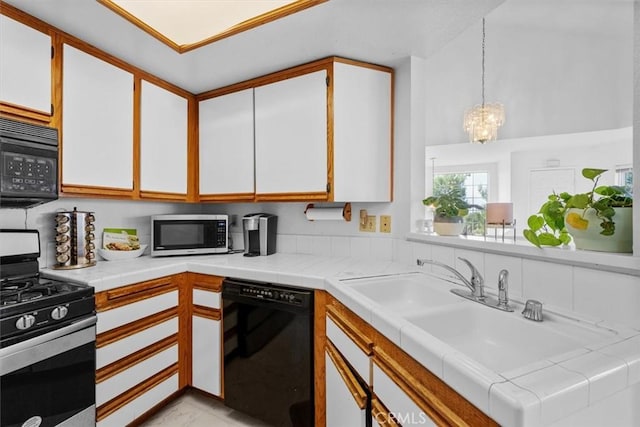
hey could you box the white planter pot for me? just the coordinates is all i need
[433,217,464,236]
[565,207,632,253]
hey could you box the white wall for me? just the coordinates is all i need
[424,0,633,145]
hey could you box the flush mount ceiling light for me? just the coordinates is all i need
[98,0,326,53]
[463,18,505,144]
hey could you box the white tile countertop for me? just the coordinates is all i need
[41,253,640,427]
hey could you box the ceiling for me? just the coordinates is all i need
[2,0,505,94]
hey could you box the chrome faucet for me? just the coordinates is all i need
[497,269,513,311]
[416,258,514,312]
[417,257,485,299]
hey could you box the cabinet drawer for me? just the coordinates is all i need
[193,288,220,309]
[97,318,178,368]
[326,316,371,383]
[97,290,178,333]
[97,345,178,406]
[97,372,179,427]
[372,362,433,427]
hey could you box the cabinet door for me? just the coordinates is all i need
[140,80,188,195]
[199,89,254,199]
[0,15,51,113]
[325,344,368,427]
[333,62,392,202]
[254,70,328,197]
[192,316,221,396]
[62,44,133,190]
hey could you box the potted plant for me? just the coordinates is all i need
[523,168,633,253]
[423,186,470,236]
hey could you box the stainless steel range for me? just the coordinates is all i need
[0,229,96,427]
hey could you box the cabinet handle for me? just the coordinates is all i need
[326,304,373,354]
[326,340,368,409]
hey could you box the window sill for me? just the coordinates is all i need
[407,232,640,276]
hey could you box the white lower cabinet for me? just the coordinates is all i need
[97,374,179,427]
[372,360,434,427]
[191,316,221,396]
[97,345,178,407]
[95,276,181,426]
[325,344,369,427]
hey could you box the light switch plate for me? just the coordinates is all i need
[380,215,391,233]
[360,215,376,232]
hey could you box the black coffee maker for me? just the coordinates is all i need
[242,213,277,256]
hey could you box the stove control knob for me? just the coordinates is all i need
[16,314,36,330]
[51,306,69,320]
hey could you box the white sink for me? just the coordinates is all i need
[404,302,616,373]
[343,274,462,315]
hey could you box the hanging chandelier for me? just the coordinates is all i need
[463,18,505,144]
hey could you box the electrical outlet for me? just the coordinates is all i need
[359,215,376,232]
[380,215,391,233]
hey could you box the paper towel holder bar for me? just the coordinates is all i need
[304,202,352,222]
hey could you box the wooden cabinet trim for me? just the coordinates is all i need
[96,306,178,348]
[325,340,367,409]
[371,396,400,427]
[326,303,373,355]
[96,362,179,421]
[254,191,329,202]
[60,184,135,199]
[139,190,188,201]
[199,193,256,202]
[197,59,333,100]
[96,275,177,311]
[178,273,192,389]
[0,102,50,124]
[187,96,199,202]
[96,333,178,384]
[314,290,327,427]
[192,305,221,321]
[189,273,223,292]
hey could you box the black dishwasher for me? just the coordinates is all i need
[223,278,314,427]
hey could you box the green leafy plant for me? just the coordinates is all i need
[523,168,633,247]
[423,185,470,218]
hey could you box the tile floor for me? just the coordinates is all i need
[139,390,270,427]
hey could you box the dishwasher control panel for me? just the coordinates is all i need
[239,284,308,306]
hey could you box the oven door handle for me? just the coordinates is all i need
[0,315,96,375]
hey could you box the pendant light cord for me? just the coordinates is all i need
[481,18,486,108]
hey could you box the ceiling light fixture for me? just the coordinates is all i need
[463,18,505,144]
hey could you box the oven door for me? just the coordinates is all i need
[151,216,228,256]
[0,316,96,427]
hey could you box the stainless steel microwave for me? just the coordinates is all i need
[151,214,228,257]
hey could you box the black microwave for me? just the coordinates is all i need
[151,214,228,257]
[0,117,58,208]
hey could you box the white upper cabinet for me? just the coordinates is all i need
[196,57,392,203]
[254,70,328,196]
[62,44,134,190]
[333,62,392,202]
[140,80,188,195]
[199,88,254,198]
[0,15,51,113]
